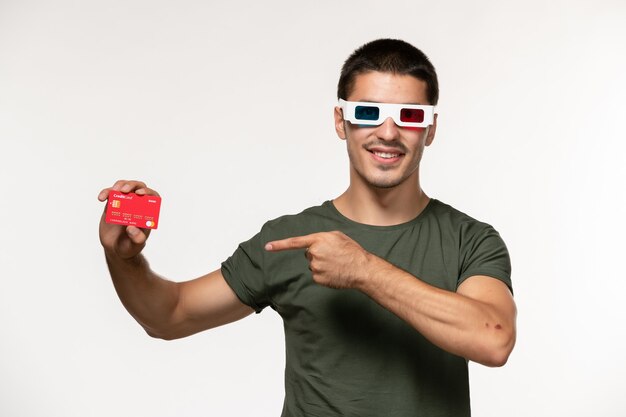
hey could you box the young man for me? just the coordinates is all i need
[98,39,516,416]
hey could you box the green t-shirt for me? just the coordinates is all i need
[221,199,512,417]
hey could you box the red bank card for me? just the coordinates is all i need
[105,190,161,229]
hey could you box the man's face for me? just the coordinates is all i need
[334,71,437,189]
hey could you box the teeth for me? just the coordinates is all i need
[374,151,400,159]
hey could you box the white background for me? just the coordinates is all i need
[1,0,625,416]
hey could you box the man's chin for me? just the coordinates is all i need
[366,176,404,189]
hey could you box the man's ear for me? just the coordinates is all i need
[334,106,347,140]
[425,113,437,146]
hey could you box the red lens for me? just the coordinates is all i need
[400,108,424,123]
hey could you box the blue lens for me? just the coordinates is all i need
[355,105,379,121]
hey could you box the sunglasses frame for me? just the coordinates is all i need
[338,99,436,128]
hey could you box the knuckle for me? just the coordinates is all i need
[309,260,319,272]
[139,187,157,196]
[334,230,348,240]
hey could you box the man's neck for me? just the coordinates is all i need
[333,178,430,227]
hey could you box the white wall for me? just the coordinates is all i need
[1,0,624,415]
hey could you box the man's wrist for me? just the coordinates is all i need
[104,248,145,269]
[353,251,388,293]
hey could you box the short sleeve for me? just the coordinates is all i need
[457,224,513,294]
[221,227,272,313]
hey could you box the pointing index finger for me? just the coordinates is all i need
[265,234,317,252]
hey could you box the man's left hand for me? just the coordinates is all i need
[265,231,373,289]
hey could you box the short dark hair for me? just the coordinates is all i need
[337,39,439,105]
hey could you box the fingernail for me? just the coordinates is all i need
[121,184,131,192]
[264,243,273,251]
[127,227,138,236]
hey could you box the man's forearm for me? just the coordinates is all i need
[104,251,180,338]
[355,254,515,367]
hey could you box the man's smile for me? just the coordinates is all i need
[366,145,406,164]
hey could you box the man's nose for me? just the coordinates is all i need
[375,117,401,140]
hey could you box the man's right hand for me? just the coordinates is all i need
[98,179,160,260]
[97,179,254,339]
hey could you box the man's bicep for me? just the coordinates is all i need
[173,269,255,337]
[457,275,517,321]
